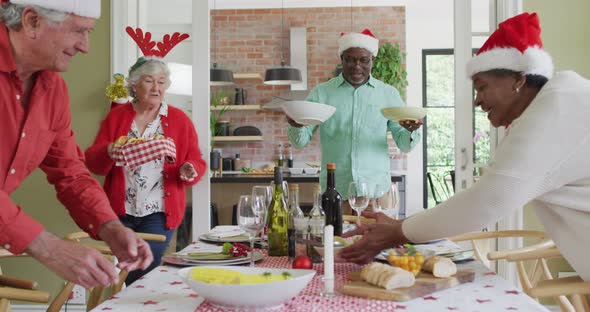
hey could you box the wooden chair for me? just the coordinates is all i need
[47,232,166,312]
[449,230,577,312]
[506,247,589,312]
[0,275,50,312]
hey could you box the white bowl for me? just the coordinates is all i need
[303,167,319,174]
[282,101,336,126]
[289,168,304,174]
[313,245,346,262]
[178,266,315,310]
[381,107,427,121]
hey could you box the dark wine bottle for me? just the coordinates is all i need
[322,163,343,236]
[267,167,289,256]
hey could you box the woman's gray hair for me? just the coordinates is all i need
[126,59,171,100]
[0,3,67,30]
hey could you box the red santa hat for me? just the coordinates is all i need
[1,0,101,19]
[466,12,553,79]
[338,28,379,56]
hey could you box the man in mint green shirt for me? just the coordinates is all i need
[287,29,422,207]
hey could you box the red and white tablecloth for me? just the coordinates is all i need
[92,242,550,312]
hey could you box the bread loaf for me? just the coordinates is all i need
[422,256,457,278]
[360,262,415,290]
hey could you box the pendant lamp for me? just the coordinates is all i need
[264,0,302,85]
[210,0,234,86]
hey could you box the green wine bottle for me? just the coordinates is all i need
[267,167,289,256]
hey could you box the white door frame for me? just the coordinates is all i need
[453,0,522,286]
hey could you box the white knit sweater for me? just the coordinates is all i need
[403,71,590,281]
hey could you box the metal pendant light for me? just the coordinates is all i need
[210,0,234,86]
[264,0,302,85]
[210,63,234,86]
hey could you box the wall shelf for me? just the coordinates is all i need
[213,136,263,142]
[234,73,263,80]
[210,105,261,111]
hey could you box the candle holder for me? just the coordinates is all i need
[319,276,339,297]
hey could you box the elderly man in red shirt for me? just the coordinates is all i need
[0,0,153,288]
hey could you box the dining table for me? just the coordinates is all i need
[92,241,550,312]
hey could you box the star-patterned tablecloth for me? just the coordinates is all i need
[92,242,550,312]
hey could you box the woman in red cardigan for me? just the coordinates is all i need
[85,58,206,285]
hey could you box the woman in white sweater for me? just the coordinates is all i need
[341,12,590,282]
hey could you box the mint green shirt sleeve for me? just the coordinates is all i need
[388,120,421,152]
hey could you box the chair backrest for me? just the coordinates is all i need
[449,230,578,312]
[47,232,166,312]
[426,172,449,206]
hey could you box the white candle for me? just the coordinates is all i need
[324,224,335,292]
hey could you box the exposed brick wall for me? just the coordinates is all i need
[211,6,406,166]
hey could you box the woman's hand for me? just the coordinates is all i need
[399,119,423,132]
[360,210,396,225]
[340,220,409,265]
[179,162,197,182]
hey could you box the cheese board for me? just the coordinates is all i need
[341,269,475,301]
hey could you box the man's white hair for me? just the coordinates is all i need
[0,3,66,30]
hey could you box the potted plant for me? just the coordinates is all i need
[371,42,409,99]
[210,89,232,170]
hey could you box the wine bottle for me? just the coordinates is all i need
[287,183,304,260]
[322,163,343,236]
[267,167,289,256]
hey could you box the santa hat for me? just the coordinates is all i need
[1,0,100,19]
[466,12,553,79]
[338,28,379,56]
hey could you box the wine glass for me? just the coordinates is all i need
[348,182,370,225]
[371,183,386,212]
[381,183,399,220]
[252,185,272,209]
[237,195,266,267]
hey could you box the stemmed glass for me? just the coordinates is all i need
[348,182,370,225]
[370,184,386,212]
[237,195,267,267]
[252,185,272,210]
[382,183,399,219]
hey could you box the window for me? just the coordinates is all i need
[422,49,490,208]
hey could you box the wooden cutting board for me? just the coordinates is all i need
[341,269,475,301]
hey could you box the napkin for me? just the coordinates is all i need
[206,226,245,238]
[415,239,465,255]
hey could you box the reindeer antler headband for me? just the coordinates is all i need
[126,26,190,73]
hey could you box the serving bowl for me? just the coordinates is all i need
[303,167,319,174]
[178,266,315,310]
[385,247,435,275]
[282,101,336,126]
[381,107,427,121]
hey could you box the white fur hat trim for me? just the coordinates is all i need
[10,0,101,19]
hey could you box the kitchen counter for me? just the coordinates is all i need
[211,173,405,183]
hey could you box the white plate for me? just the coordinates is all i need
[179,266,315,310]
[162,251,264,266]
[381,107,427,121]
[199,233,259,243]
[282,101,336,126]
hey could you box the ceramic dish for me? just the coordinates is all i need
[381,107,427,121]
[198,233,259,243]
[282,101,336,126]
[178,266,315,310]
[162,251,264,266]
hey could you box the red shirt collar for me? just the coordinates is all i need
[0,25,17,73]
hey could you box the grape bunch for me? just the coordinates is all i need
[222,242,251,257]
